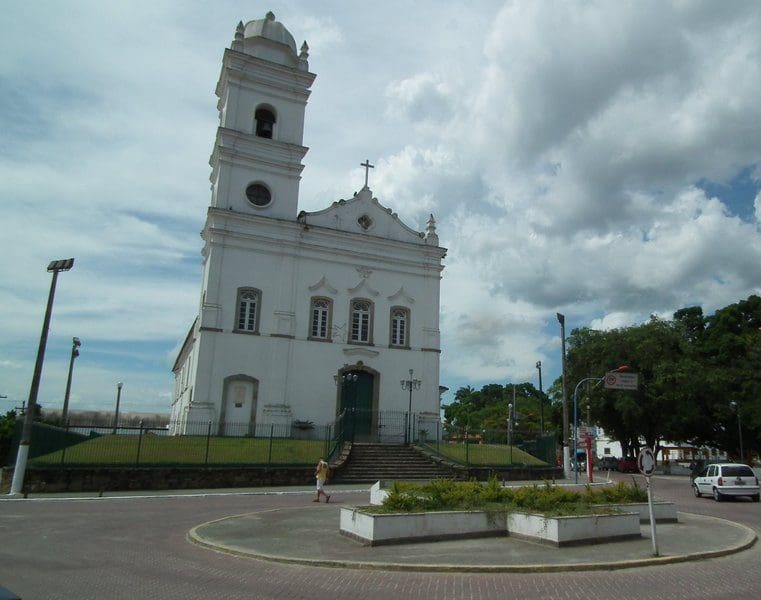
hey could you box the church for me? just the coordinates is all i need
[170,13,446,441]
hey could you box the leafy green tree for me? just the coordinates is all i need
[0,410,19,466]
[562,316,697,459]
[554,295,761,461]
[444,383,546,435]
[691,296,761,460]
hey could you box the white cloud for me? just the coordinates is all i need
[2,0,761,411]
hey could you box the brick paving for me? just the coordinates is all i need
[0,475,759,599]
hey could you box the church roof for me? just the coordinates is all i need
[243,12,297,55]
[298,187,441,247]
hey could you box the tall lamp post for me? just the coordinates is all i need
[10,258,75,496]
[401,369,421,444]
[112,382,123,434]
[572,366,629,484]
[730,401,744,462]
[535,360,544,434]
[557,313,570,478]
[61,337,81,424]
[507,402,514,464]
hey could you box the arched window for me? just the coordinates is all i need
[255,107,276,138]
[350,299,373,344]
[390,307,410,347]
[310,297,333,341]
[236,288,261,333]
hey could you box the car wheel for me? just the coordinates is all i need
[712,487,723,502]
[693,484,701,498]
[752,494,760,503]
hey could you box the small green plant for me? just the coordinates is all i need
[592,480,648,504]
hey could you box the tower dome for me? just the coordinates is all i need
[236,12,304,67]
[244,12,297,53]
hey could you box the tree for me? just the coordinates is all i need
[0,410,18,466]
[563,316,696,459]
[444,383,546,435]
[556,295,761,461]
[691,296,761,460]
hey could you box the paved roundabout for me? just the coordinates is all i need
[189,503,757,573]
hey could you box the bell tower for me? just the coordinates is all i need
[210,12,315,220]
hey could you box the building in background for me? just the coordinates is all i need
[170,13,446,439]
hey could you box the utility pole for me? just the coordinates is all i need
[10,258,75,495]
[557,313,570,479]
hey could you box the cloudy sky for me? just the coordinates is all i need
[2,0,760,417]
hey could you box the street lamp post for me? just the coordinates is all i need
[401,369,421,444]
[112,382,123,434]
[507,402,513,465]
[61,337,81,424]
[536,360,544,434]
[572,366,629,484]
[10,258,75,496]
[730,401,744,462]
[557,313,570,478]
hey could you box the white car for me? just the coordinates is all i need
[693,463,760,502]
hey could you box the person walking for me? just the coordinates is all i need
[313,458,331,503]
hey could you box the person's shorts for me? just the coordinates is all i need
[316,478,325,490]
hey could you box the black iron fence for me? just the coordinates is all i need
[420,425,557,468]
[10,420,336,469]
[7,415,556,470]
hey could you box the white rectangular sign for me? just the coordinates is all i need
[604,372,638,390]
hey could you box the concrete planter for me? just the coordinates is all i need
[340,507,505,546]
[369,481,390,505]
[505,511,641,546]
[340,506,641,547]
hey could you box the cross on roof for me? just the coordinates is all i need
[360,159,374,189]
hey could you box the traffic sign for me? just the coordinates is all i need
[638,447,656,476]
[604,371,638,390]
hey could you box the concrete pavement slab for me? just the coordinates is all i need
[189,500,757,573]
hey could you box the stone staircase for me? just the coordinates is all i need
[331,443,462,484]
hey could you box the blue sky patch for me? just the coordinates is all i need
[697,165,760,222]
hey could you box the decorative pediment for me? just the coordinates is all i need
[308,275,338,295]
[298,187,426,244]
[387,286,415,304]
[348,278,379,297]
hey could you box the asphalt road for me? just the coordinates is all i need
[0,473,759,599]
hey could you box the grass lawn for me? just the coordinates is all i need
[423,441,550,466]
[30,434,334,466]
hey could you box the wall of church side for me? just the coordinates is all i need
[185,214,444,430]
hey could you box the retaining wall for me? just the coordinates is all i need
[0,466,314,494]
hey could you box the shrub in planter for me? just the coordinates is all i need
[375,478,647,517]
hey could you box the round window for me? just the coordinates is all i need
[357,214,373,230]
[245,183,272,207]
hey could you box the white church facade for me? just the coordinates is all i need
[170,13,446,441]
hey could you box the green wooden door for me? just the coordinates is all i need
[341,371,374,441]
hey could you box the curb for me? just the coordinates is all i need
[187,509,758,574]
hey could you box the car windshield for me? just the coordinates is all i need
[722,466,754,477]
